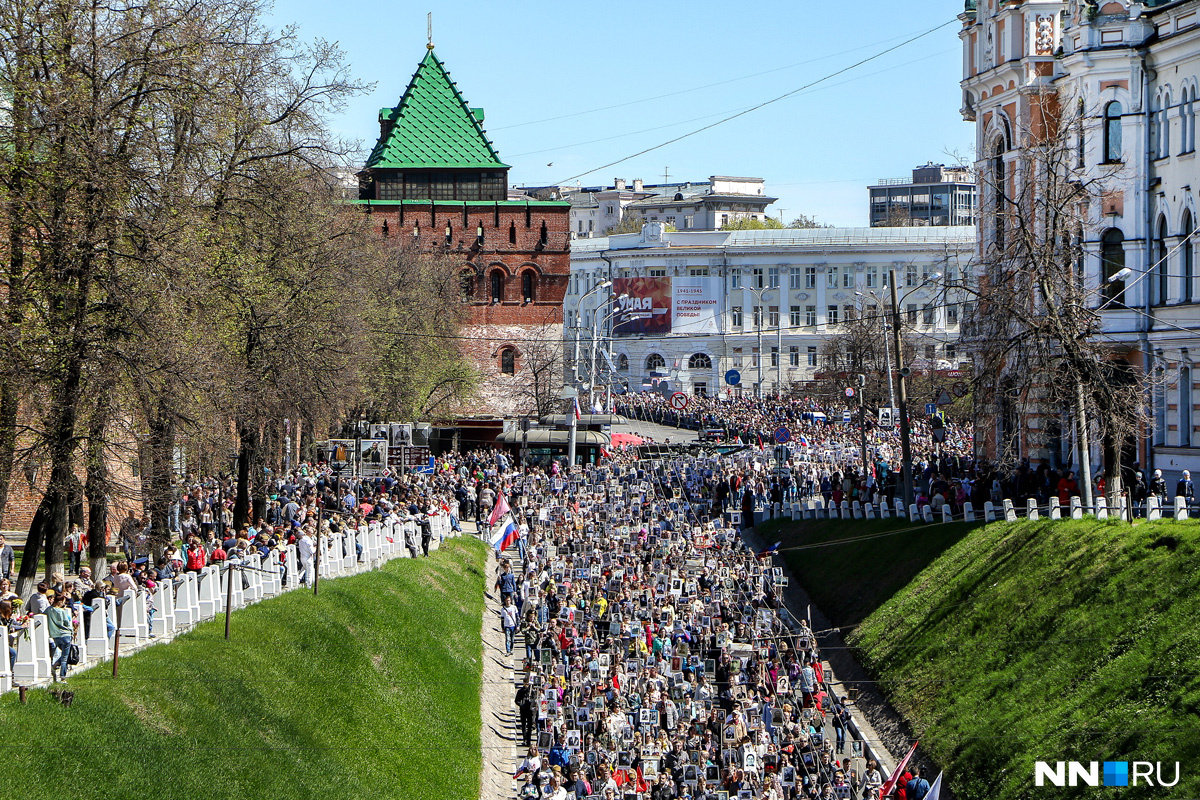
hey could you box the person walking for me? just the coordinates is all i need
[46,592,75,682]
[0,534,13,582]
[515,675,536,747]
[500,594,519,656]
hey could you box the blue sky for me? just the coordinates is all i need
[272,0,973,227]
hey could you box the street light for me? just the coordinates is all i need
[573,280,613,382]
[587,295,629,407]
[855,290,896,414]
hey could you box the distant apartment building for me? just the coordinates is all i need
[868,163,978,227]
[517,176,776,237]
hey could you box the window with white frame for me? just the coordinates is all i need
[789,346,799,367]
[807,346,817,366]
[731,268,741,289]
[753,306,763,327]
[923,304,935,325]
[946,303,958,325]
[906,264,917,287]
[752,267,765,289]
[789,267,803,289]
[827,267,838,288]
[866,266,878,288]
[770,347,779,367]
[732,348,743,367]
[805,267,816,289]
[843,269,854,288]
[827,305,839,325]
[730,306,743,327]
[790,306,802,326]
[768,306,779,327]
[805,305,816,326]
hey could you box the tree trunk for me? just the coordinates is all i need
[143,398,175,559]
[15,499,47,598]
[85,440,109,577]
[0,385,20,524]
[232,422,255,531]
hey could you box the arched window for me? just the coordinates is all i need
[522,271,536,303]
[991,137,1007,252]
[500,348,516,375]
[1162,90,1172,158]
[1153,215,1168,306]
[1104,101,1123,163]
[1101,228,1126,306]
[688,353,712,370]
[646,353,666,374]
[1182,366,1193,447]
[460,269,476,301]
[490,270,504,303]
[1184,210,1195,303]
[617,354,629,371]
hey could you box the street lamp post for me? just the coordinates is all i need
[573,280,613,388]
[855,290,896,413]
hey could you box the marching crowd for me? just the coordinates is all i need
[484,446,917,800]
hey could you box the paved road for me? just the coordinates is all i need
[611,416,699,445]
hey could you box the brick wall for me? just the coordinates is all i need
[369,202,570,416]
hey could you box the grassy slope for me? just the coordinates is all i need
[758,515,978,627]
[0,536,487,800]
[847,519,1200,799]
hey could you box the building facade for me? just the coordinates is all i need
[868,163,978,227]
[566,225,974,399]
[518,176,776,238]
[355,47,571,417]
[960,0,1200,481]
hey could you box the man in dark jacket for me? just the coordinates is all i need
[1177,470,1195,516]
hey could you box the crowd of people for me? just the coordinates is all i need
[485,444,909,800]
[2,450,517,683]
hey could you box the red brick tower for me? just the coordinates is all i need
[356,48,570,416]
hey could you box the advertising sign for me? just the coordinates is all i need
[612,277,721,335]
[671,277,721,334]
[613,277,671,335]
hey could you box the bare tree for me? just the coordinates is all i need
[964,89,1145,506]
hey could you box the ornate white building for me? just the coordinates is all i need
[960,0,1200,479]
[565,224,974,399]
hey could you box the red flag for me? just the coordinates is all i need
[488,492,511,527]
[879,741,919,799]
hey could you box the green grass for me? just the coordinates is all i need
[758,515,979,627]
[0,537,488,800]
[843,518,1200,799]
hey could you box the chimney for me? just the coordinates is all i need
[614,178,626,190]
[633,178,644,192]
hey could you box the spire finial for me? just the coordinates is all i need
[427,12,434,50]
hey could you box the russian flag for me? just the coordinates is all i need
[756,541,781,560]
[490,516,521,554]
[573,396,582,420]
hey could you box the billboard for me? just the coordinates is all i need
[612,277,721,335]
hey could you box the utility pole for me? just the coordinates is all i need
[889,268,915,508]
[858,373,868,475]
[313,500,322,597]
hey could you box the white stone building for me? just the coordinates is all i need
[565,225,975,399]
[960,0,1200,480]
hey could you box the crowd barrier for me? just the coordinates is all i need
[1,513,456,694]
[764,493,1194,525]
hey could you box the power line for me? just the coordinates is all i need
[491,26,949,133]
[551,20,958,186]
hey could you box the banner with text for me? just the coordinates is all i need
[612,276,721,335]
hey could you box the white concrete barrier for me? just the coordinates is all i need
[1147,495,1161,521]
[1095,496,1108,520]
[85,596,112,661]
[1048,497,1061,520]
[984,501,996,522]
[14,614,52,683]
[0,623,10,693]
[1027,498,1039,521]
[151,580,176,638]
[1175,496,1188,521]
[963,501,975,521]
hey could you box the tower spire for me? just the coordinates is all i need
[427,12,434,50]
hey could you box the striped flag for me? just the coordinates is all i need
[490,516,521,554]
[573,397,582,420]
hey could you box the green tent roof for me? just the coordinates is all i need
[365,50,509,171]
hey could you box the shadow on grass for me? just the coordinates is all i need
[757,514,981,628]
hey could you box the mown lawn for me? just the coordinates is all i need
[849,518,1200,799]
[0,536,488,800]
